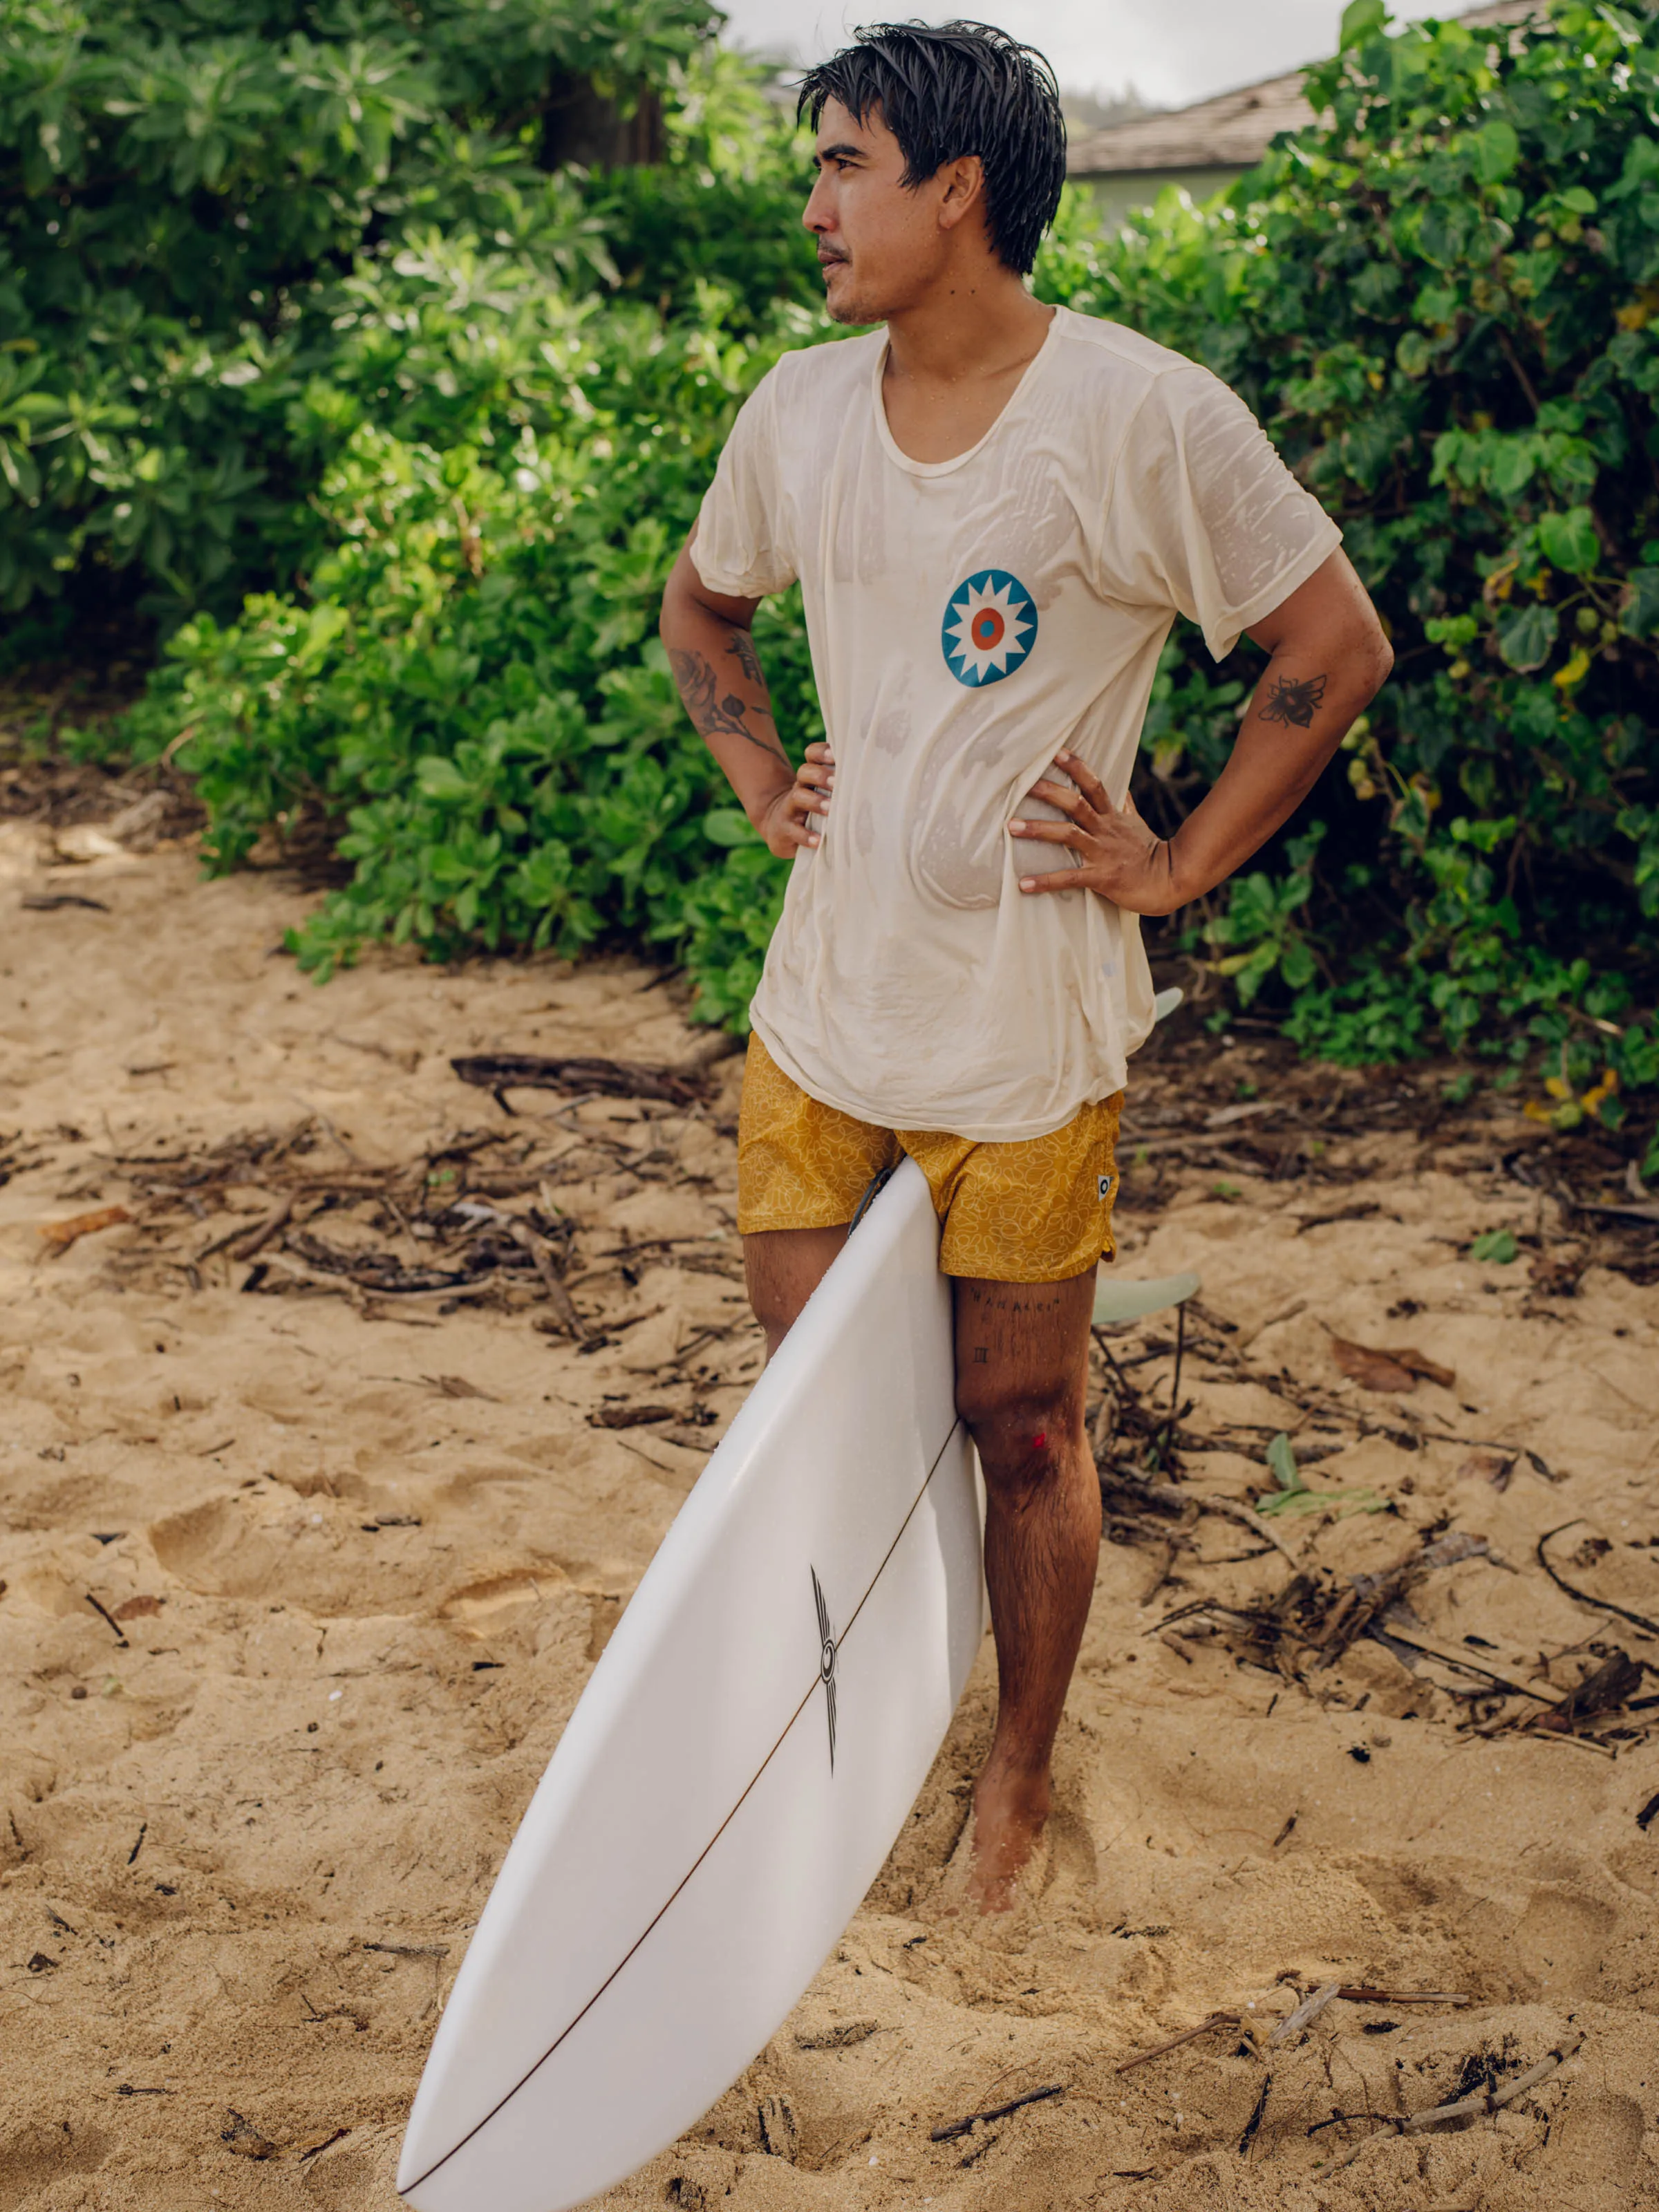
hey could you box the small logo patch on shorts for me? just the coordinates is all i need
[1098,1174,1114,1201]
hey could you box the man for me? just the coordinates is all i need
[658,21,1391,1913]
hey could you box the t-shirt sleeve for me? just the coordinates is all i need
[688,371,796,599]
[1104,366,1342,661]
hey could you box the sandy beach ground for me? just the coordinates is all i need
[4,782,1659,2212]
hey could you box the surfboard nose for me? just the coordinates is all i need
[397,2098,457,2206]
[398,2070,489,2209]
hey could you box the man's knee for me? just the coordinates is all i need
[745,1271,793,1347]
[955,1369,1078,1492]
[744,1225,846,1362]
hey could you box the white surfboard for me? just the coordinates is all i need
[398,1156,983,2212]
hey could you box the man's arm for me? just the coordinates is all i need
[659,533,832,859]
[1009,548,1392,913]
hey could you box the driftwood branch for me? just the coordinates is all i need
[1313,2031,1584,2177]
[1268,1981,1340,2046]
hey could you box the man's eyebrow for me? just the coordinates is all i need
[814,142,868,166]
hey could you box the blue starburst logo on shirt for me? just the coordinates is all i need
[941,569,1037,687]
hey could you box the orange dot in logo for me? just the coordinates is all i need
[971,608,1005,650]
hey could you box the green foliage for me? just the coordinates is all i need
[116,262,827,995]
[10,0,1659,1154]
[0,0,721,621]
[6,0,825,1018]
[1470,1229,1519,1263]
[1255,1430,1386,1519]
[1033,0,1659,1150]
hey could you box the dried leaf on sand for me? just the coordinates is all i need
[1329,1332,1455,1392]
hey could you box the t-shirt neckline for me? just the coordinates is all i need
[870,304,1063,479]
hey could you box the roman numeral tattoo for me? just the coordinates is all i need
[1259,672,1329,729]
[668,646,786,762]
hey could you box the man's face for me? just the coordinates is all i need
[803,99,964,324]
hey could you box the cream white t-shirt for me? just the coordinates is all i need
[691,304,1341,1142]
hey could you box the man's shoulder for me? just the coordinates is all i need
[1049,307,1219,400]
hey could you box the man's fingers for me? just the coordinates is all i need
[1008,818,1084,847]
[1026,777,1085,816]
[1027,776,1101,830]
[1053,750,1110,811]
[1015,868,1080,894]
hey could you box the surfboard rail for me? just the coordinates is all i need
[398,1159,982,2212]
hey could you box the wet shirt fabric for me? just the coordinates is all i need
[691,305,1342,1142]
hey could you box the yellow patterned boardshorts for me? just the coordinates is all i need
[737,1033,1122,1283]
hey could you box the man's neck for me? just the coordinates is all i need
[882,265,1053,388]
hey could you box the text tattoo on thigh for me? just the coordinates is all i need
[668,647,786,763]
[1259,672,1328,729]
[980,1290,1066,1315]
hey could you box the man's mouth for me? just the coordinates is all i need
[817,250,848,271]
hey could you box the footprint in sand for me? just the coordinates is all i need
[149,1492,442,1618]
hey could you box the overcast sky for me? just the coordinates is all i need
[720,1,1465,111]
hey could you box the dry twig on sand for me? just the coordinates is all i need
[1311,2031,1584,2176]
[1100,1470,1302,1571]
[1537,1522,1659,1641]
[1148,1531,1508,1687]
[929,2083,1065,2140]
[1268,1982,1341,2046]
[450,1052,710,1110]
[1116,2013,1241,2072]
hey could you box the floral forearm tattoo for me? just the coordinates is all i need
[668,643,786,762]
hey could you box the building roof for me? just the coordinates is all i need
[1066,1,1542,177]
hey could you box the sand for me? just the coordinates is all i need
[3,797,1659,2212]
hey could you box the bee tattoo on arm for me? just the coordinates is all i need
[1259,673,1328,729]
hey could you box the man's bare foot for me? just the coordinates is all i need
[964,1767,1051,1913]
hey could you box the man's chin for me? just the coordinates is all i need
[821,265,869,325]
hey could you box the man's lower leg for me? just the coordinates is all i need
[953,1271,1099,1911]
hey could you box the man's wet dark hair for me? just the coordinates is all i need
[796,21,1067,278]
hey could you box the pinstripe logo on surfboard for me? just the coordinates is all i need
[811,1565,838,1772]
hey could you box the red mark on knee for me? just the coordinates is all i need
[1032,1432,1047,1450]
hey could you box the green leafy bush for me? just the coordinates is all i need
[1038,0,1659,1155]
[0,0,724,627]
[11,0,1659,1172]
[6,0,834,1017]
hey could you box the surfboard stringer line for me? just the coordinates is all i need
[402,1412,970,2198]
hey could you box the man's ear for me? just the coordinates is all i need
[935,153,986,235]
